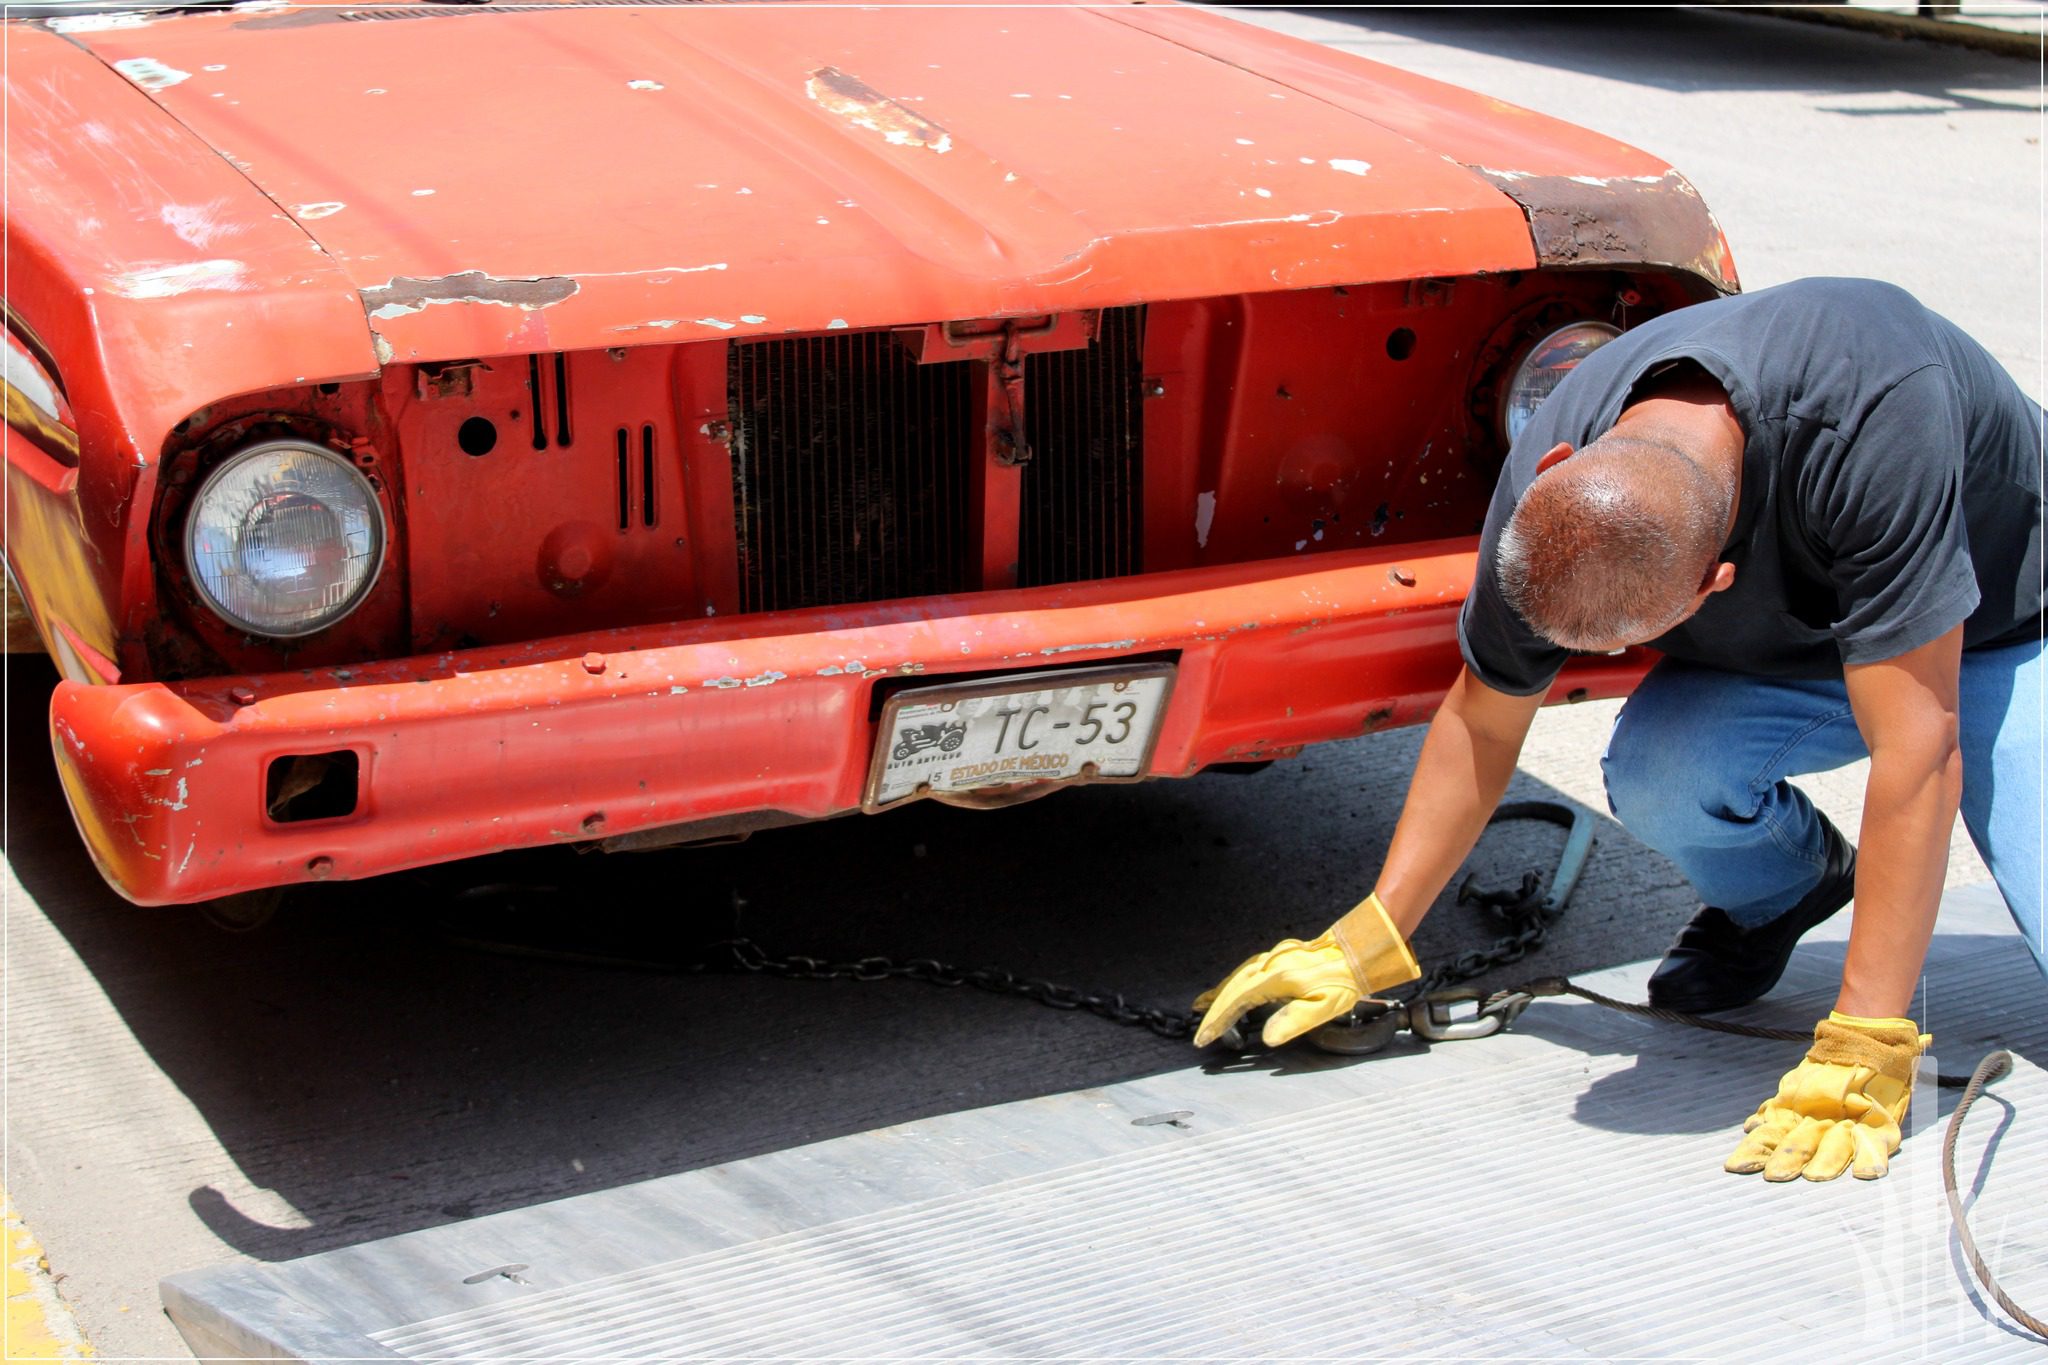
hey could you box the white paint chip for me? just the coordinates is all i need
[627,80,664,91]
[1328,159,1373,177]
[738,314,767,324]
[1253,188,1273,198]
[411,189,435,197]
[1235,138,1255,146]
[294,202,346,220]
[114,57,190,90]
[827,319,849,329]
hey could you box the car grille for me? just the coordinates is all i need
[1021,306,1145,587]
[728,309,1145,614]
[728,331,975,614]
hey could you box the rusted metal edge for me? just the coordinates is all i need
[1467,168,1739,295]
[1731,5,2041,61]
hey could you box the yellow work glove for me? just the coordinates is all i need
[1191,893,1421,1048]
[1724,1011,1931,1182]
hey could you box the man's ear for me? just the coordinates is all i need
[1534,442,1574,475]
[1699,560,1736,595]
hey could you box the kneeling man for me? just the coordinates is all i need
[1195,277,2044,1184]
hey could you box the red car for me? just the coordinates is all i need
[2,0,1736,908]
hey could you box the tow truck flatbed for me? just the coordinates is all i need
[162,884,2046,1361]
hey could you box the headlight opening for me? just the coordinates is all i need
[1499,320,1620,448]
[183,439,387,639]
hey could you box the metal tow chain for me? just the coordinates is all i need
[703,938,1204,1041]
[694,802,1595,1048]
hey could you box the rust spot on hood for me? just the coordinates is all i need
[805,66,952,154]
[1470,168,1737,294]
[360,271,580,320]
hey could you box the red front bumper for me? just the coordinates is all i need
[50,542,1649,905]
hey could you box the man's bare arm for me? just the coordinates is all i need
[1837,624,1966,1018]
[1374,665,1546,936]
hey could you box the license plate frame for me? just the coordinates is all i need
[862,663,1177,812]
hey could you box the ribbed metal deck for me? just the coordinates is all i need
[162,884,2047,1361]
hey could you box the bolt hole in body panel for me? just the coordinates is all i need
[1386,327,1417,361]
[457,416,497,456]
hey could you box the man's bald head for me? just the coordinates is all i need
[1496,433,1734,651]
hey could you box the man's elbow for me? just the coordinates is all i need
[1868,716,1964,800]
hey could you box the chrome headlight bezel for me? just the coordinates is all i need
[181,438,388,640]
[1498,320,1621,449]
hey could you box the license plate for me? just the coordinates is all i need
[864,664,1175,810]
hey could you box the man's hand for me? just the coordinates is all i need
[1189,667,1531,1051]
[1724,1012,1929,1181]
[1192,893,1420,1048]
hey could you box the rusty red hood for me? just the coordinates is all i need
[55,0,1680,365]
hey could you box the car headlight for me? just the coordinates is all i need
[1500,320,1620,447]
[184,439,386,638]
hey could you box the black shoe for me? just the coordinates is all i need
[1646,816,1857,1014]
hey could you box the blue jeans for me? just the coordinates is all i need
[1600,639,2045,982]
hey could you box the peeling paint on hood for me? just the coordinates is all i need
[806,65,954,154]
[112,55,189,89]
[360,271,581,320]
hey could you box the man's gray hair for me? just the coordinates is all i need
[1496,434,1731,650]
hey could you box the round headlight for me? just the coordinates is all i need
[1500,320,1620,448]
[184,440,386,638]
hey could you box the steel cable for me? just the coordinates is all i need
[1941,1050,2045,1342]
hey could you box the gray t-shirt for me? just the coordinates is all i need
[1459,278,2045,695]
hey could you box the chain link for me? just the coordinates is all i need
[1405,870,1558,1001]
[699,938,1204,1040]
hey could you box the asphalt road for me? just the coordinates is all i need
[5,7,2038,1359]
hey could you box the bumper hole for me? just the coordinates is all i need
[266,750,361,823]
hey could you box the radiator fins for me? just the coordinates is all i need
[1020,306,1145,587]
[728,310,1144,613]
[729,332,973,614]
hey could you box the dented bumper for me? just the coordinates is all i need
[49,543,1649,905]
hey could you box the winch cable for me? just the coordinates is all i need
[1944,1050,2046,1342]
[435,799,2038,1339]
